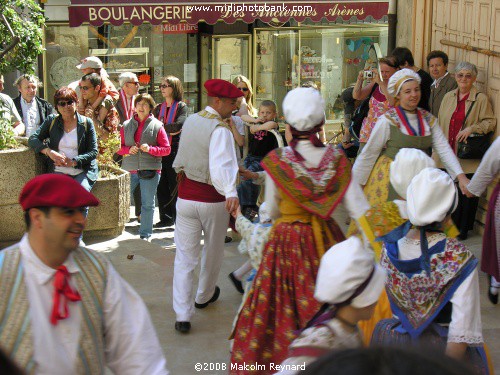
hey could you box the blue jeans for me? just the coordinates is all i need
[130,172,161,238]
[237,154,263,207]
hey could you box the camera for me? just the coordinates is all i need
[363,70,373,79]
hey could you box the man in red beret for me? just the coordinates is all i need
[0,174,169,374]
[171,79,243,333]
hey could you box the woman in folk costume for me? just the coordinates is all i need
[230,88,370,373]
[354,148,442,344]
[351,68,468,207]
[372,168,490,374]
[276,236,386,375]
[464,137,500,304]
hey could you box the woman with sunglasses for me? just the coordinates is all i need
[437,61,496,240]
[232,75,256,117]
[29,87,98,196]
[152,76,188,228]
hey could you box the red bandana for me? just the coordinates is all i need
[50,265,81,325]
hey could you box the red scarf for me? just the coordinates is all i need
[50,265,81,325]
[119,89,135,120]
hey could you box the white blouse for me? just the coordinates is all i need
[467,137,500,197]
[54,128,84,176]
[352,112,464,185]
[397,233,483,345]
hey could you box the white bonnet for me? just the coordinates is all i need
[390,148,436,200]
[407,168,458,226]
[388,68,421,96]
[282,87,325,131]
[314,237,386,308]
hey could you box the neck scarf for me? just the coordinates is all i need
[119,89,135,120]
[158,100,180,142]
[50,265,81,325]
[396,106,425,136]
[289,123,325,161]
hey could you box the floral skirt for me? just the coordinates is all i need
[363,154,393,207]
[230,220,344,374]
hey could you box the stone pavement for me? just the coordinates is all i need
[83,207,499,374]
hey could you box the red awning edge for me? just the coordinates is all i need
[68,2,388,27]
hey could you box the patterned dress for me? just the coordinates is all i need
[230,146,350,374]
[372,234,489,374]
[359,87,392,144]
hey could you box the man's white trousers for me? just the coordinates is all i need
[173,198,229,321]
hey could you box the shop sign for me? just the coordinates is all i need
[69,1,388,27]
[152,23,199,34]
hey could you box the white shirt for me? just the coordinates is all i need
[54,128,84,176]
[206,106,239,198]
[396,233,483,345]
[431,71,450,88]
[18,235,169,375]
[352,112,464,185]
[21,97,41,137]
[264,141,370,221]
[467,137,500,197]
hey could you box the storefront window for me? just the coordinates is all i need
[44,24,199,112]
[254,25,387,131]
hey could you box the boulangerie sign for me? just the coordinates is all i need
[68,0,388,27]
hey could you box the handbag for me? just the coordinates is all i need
[137,170,156,180]
[456,93,491,159]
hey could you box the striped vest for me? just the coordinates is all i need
[0,245,108,374]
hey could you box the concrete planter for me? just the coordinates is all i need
[0,145,46,243]
[84,166,130,240]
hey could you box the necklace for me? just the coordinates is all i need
[336,316,358,330]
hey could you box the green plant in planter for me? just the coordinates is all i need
[0,109,19,150]
[96,132,121,178]
[0,0,45,74]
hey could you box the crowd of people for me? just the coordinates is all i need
[0,44,498,375]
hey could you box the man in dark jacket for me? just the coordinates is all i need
[13,74,54,137]
[391,47,433,111]
[426,50,458,117]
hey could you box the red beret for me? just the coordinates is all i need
[204,79,244,99]
[20,174,100,211]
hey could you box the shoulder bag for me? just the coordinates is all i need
[456,93,492,159]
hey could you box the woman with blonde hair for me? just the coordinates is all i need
[232,75,256,116]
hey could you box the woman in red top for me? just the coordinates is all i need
[117,94,171,241]
[437,61,496,239]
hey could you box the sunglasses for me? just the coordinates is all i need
[238,87,249,92]
[57,100,74,107]
[127,82,140,86]
[159,84,171,89]
[456,73,473,80]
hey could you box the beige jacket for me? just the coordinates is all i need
[437,86,496,173]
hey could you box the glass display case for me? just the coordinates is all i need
[254,25,388,132]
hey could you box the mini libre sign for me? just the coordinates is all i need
[68,0,388,26]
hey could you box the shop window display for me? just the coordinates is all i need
[254,25,387,135]
[44,24,199,112]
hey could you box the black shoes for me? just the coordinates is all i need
[229,272,244,294]
[175,321,191,333]
[154,219,175,228]
[457,232,468,241]
[225,236,233,243]
[488,278,498,305]
[195,286,220,309]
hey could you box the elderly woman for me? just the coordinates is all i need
[352,68,467,207]
[230,88,370,374]
[438,61,497,240]
[117,94,171,241]
[152,76,188,228]
[29,87,98,197]
[372,168,488,373]
[354,56,399,148]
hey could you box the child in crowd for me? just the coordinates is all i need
[238,100,281,217]
[276,236,386,374]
